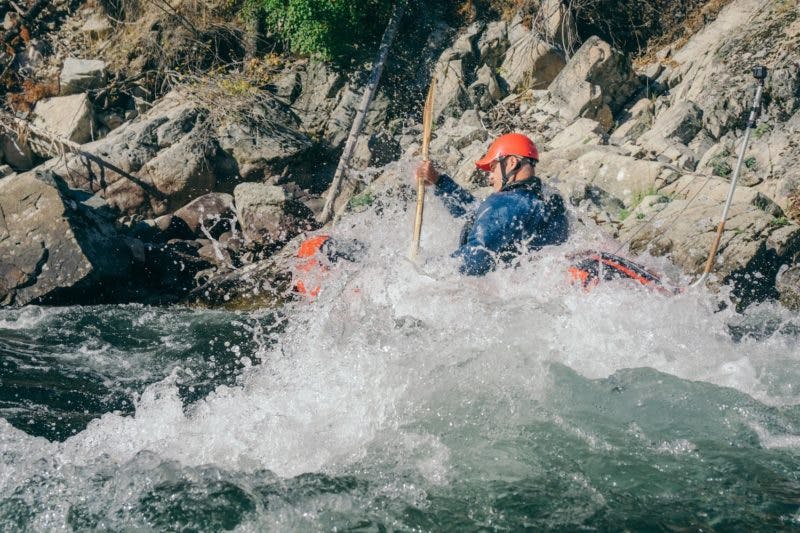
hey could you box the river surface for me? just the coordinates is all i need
[3,174,800,530]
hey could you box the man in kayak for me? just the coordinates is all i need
[415,132,569,275]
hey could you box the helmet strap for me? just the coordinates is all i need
[499,156,526,189]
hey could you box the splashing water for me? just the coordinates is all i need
[3,162,800,530]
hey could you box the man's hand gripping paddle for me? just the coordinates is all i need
[409,77,436,261]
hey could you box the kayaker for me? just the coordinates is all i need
[415,132,569,275]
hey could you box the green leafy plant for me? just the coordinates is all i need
[618,208,630,221]
[246,0,393,61]
[770,216,790,227]
[753,123,772,139]
[709,148,732,177]
[744,156,758,170]
[348,190,374,209]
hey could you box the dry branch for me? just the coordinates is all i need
[0,110,167,201]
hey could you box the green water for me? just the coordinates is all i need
[2,300,800,531]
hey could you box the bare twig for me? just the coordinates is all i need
[0,110,168,201]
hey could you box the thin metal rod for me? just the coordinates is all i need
[693,80,764,287]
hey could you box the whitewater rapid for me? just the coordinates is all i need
[3,161,800,529]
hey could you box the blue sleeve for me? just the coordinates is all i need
[454,197,544,276]
[433,174,475,218]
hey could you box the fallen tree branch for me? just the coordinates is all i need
[0,110,168,201]
[318,1,405,224]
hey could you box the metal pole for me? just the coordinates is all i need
[693,66,766,287]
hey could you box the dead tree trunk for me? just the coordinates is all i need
[318,1,405,224]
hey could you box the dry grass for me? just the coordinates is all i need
[7,79,60,113]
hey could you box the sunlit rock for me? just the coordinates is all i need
[546,36,639,130]
[233,182,315,249]
[59,58,107,96]
[498,34,565,94]
[32,93,96,149]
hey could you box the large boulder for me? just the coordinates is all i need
[0,171,133,306]
[60,58,107,96]
[216,98,313,181]
[233,182,315,249]
[291,62,388,150]
[497,34,565,93]
[546,36,640,130]
[32,93,96,149]
[45,92,238,216]
[468,65,504,110]
[140,132,219,215]
[476,21,510,68]
[542,146,678,207]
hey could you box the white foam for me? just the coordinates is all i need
[9,170,800,485]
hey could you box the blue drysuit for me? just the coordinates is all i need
[433,174,569,276]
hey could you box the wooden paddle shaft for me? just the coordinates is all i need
[409,78,436,260]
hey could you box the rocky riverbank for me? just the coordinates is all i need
[1,0,799,310]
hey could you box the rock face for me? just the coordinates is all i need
[173,193,235,238]
[498,34,565,93]
[216,98,313,181]
[0,171,133,306]
[547,36,639,130]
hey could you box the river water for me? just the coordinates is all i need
[3,171,800,530]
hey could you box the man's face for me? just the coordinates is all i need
[487,156,517,192]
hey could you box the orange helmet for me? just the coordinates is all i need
[475,133,539,171]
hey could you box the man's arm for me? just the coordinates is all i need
[434,174,475,218]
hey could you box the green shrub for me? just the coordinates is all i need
[709,148,732,177]
[246,0,393,61]
[753,123,772,139]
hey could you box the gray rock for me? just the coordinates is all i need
[776,265,800,310]
[547,118,606,149]
[60,58,107,96]
[619,174,800,301]
[0,171,133,307]
[498,34,565,93]
[173,192,235,238]
[32,93,96,149]
[540,0,577,52]
[468,65,505,110]
[547,36,640,129]
[543,146,675,207]
[431,58,470,122]
[1,133,33,171]
[476,21,509,68]
[610,98,655,143]
[217,120,312,181]
[140,133,218,215]
[233,182,315,248]
[644,100,704,145]
[351,131,401,170]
